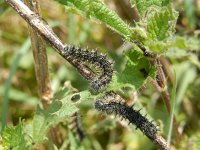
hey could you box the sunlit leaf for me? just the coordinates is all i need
[108,49,156,91]
[2,122,29,150]
[32,88,91,143]
[32,96,78,143]
[54,0,132,40]
[147,7,178,41]
[130,0,168,16]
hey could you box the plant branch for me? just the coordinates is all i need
[152,58,181,144]
[24,0,52,108]
[23,0,64,148]
[134,40,156,58]
[152,58,172,113]
[154,135,170,150]
[159,56,174,86]
[5,0,95,82]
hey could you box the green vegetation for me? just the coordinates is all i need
[0,0,200,149]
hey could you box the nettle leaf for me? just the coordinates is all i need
[32,87,92,143]
[55,0,132,40]
[144,7,178,53]
[146,34,200,54]
[130,0,169,16]
[175,36,200,51]
[109,49,156,91]
[165,36,200,51]
[131,25,148,41]
[32,89,91,143]
[32,101,75,143]
[2,87,92,147]
[145,40,167,53]
[147,7,178,41]
[2,122,29,150]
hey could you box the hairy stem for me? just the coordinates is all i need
[152,58,181,144]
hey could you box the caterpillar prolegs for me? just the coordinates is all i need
[95,92,158,141]
[62,45,113,91]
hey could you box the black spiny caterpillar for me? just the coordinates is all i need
[68,112,85,141]
[63,45,113,91]
[95,92,158,140]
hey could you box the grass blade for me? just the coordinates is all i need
[167,70,177,145]
[1,39,30,132]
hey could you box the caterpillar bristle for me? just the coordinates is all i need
[137,108,142,112]
[130,104,135,108]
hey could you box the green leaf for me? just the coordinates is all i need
[2,122,29,150]
[32,99,78,143]
[54,0,132,40]
[147,7,178,41]
[177,36,200,51]
[145,40,166,53]
[130,0,169,16]
[32,88,91,143]
[147,35,200,54]
[109,49,156,90]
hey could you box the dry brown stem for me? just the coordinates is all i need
[152,58,181,145]
[159,56,174,86]
[24,0,52,108]
[24,0,63,147]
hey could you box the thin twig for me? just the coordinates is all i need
[5,0,94,82]
[23,0,63,147]
[24,0,52,108]
[152,58,181,145]
[154,135,170,150]
[159,56,174,86]
[115,0,140,21]
[134,40,156,58]
[152,58,171,113]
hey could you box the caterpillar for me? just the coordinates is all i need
[68,112,85,141]
[95,92,158,140]
[63,45,113,91]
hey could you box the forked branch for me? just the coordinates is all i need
[5,0,95,84]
